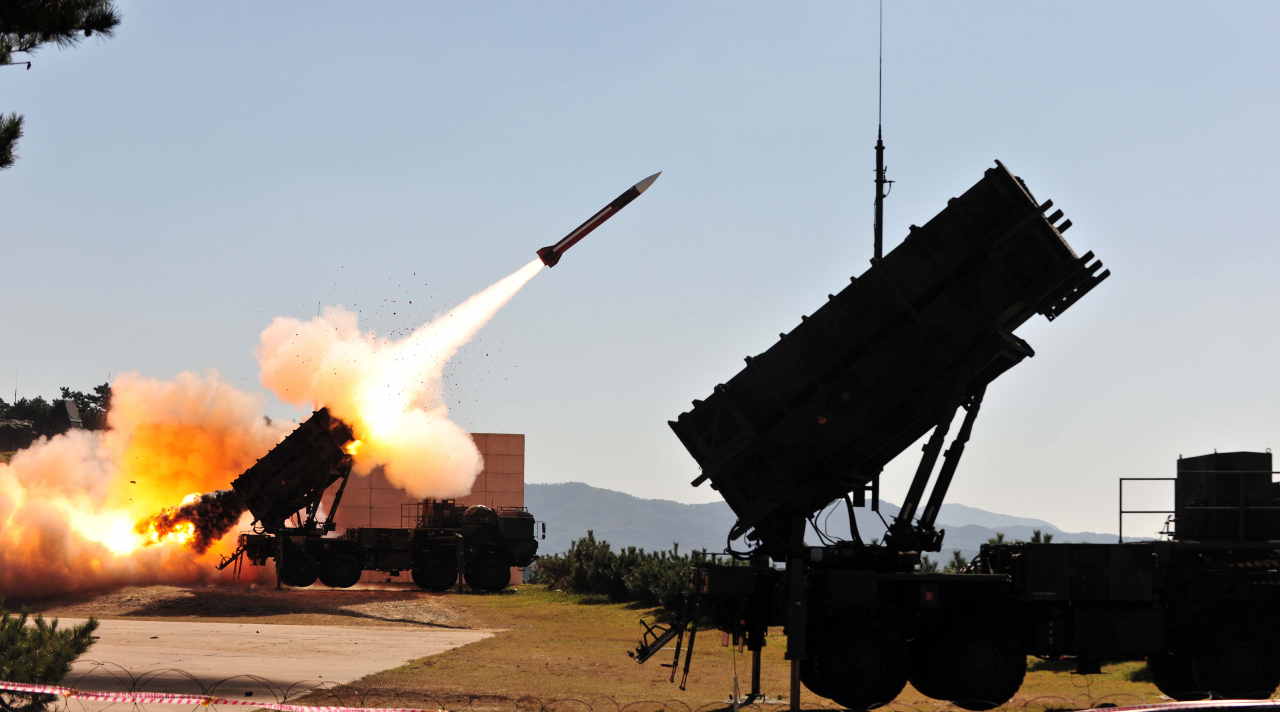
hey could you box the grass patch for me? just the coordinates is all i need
[338,586,1170,711]
[1027,658,1076,673]
[338,585,809,709]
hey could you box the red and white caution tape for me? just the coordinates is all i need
[1080,703,1280,712]
[0,681,443,712]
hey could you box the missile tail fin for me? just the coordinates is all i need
[536,246,560,267]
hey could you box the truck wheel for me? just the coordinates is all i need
[318,563,337,588]
[908,637,950,700]
[464,557,511,592]
[280,553,319,587]
[412,556,458,592]
[1193,627,1280,699]
[799,658,828,698]
[936,620,1024,711]
[322,553,362,588]
[1148,650,1206,701]
[813,620,908,711]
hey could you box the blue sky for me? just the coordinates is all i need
[2,2,1278,534]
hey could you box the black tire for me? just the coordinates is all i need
[908,636,950,701]
[1193,627,1280,699]
[464,557,511,592]
[322,553,362,589]
[935,620,1025,711]
[812,620,908,711]
[412,556,459,592]
[280,553,319,588]
[410,566,430,590]
[1148,650,1206,701]
[799,658,828,699]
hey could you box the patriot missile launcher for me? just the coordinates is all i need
[218,408,539,591]
[634,158,1280,707]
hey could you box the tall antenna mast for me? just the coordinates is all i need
[873,0,892,260]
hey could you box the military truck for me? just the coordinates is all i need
[219,408,540,592]
[400,497,541,592]
[632,161,1278,708]
[977,450,1280,701]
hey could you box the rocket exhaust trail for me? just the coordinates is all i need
[257,258,545,500]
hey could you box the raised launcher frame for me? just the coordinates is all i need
[636,161,1117,711]
[218,407,357,584]
[219,410,541,591]
[669,161,1107,554]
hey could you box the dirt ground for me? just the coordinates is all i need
[22,583,468,629]
[20,584,1171,711]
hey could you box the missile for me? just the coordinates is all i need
[537,172,661,267]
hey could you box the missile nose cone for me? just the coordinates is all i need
[634,171,662,194]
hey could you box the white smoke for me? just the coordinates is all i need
[256,258,543,498]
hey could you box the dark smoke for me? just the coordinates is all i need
[135,489,245,554]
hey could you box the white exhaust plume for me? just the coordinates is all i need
[256,258,544,498]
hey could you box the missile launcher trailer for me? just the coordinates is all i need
[219,408,539,592]
[974,451,1280,701]
[630,160,1280,709]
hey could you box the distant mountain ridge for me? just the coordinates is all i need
[525,482,1126,561]
[526,482,737,555]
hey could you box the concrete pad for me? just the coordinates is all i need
[55,618,494,708]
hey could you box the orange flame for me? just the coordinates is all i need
[145,519,196,546]
[0,372,285,598]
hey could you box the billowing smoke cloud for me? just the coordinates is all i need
[0,259,543,599]
[256,258,543,498]
[0,372,285,598]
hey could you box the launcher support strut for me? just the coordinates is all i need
[919,386,986,528]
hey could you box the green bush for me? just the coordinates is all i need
[529,532,705,612]
[0,599,98,712]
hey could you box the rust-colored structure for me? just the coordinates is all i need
[327,433,527,584]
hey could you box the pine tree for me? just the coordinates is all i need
[943,549,968,573]
[0,600,98,712]
[0,113,21,170]
[0,1,121,171]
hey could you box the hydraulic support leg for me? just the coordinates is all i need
[785,557,807,712]
[790,661,801,712]
[751,646,762,698]
[679,605,700,691]
[274,534,284,590]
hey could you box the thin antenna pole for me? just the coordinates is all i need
[873,0,888,261]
